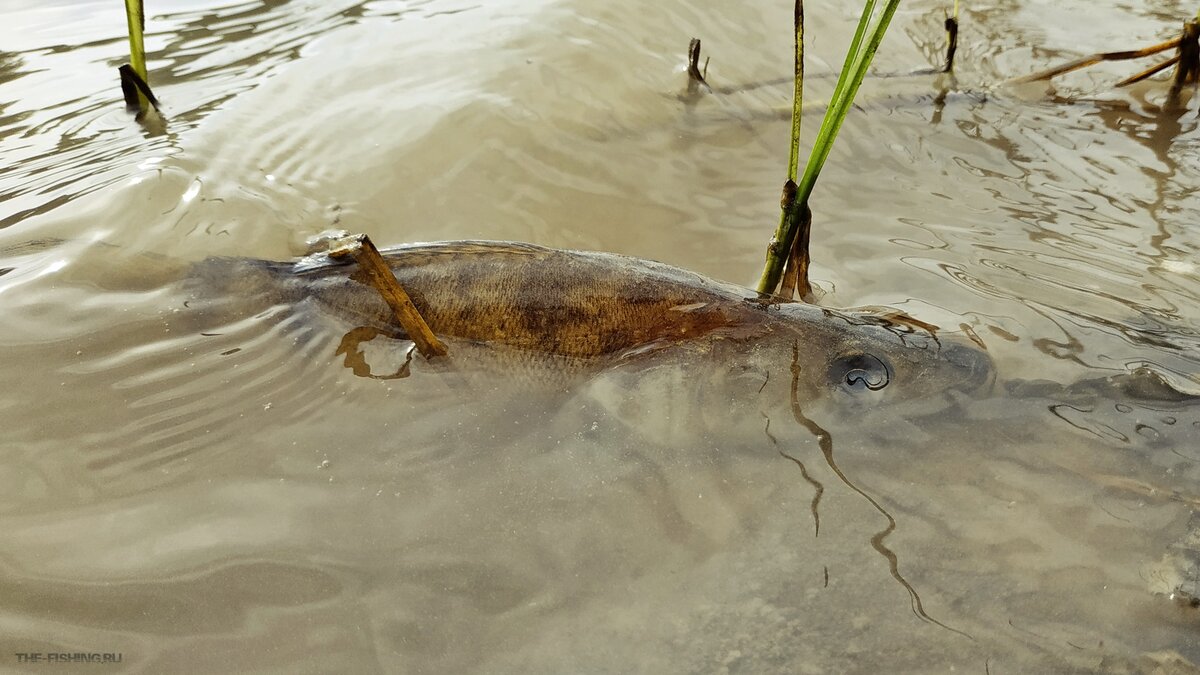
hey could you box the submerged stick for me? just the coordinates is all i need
[329,235,448,359]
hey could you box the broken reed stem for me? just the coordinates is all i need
[786,0,805,184]
[1015,36,1181,83]
[942,0,959,73]
[1171,20,1200,93]
[758,0,806,297]
[123,0,151,112]
[119,65,160,111]
[775,0,809,301]
[1116,54,1180,87]
[330,235,448,359]
[1018,19,1198,93]
[687,38,712,94]
[777,181,800,299]
[778,202,813,300]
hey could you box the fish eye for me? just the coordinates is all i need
[830,352,891,392]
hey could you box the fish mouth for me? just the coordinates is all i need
[935,338,997,395]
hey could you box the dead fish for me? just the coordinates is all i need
[184,240,995,402]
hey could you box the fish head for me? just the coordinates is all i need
[756,303,996,412]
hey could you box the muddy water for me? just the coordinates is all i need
[2,0,1200,672]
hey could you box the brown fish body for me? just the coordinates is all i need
[296,241,780,358]
[188,241,993,399]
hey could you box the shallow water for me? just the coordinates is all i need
[2,0,1200,672]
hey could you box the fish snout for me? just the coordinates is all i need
[936,338,996,394]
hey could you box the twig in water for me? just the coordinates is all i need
[1116,20,1199,93]
[1115,54,1181,87]
[1015,36,1181,83]
[329,235,449,359]
[1018,18,1199,97]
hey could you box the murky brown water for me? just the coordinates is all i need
[3,0,1200,672]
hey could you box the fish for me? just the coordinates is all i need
[183,240,995,403]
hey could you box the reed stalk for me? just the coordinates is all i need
[123,0,151,111]
[757,0,901,296]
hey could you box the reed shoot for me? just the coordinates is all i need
[758,0,902,296]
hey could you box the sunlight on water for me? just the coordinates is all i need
[0,0,1199,672]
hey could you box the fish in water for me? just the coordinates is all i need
[184,240,995,403]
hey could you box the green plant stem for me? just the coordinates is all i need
[786,0,805,183]
[759,0,817,296]
[124,0,149,111]
[800,0,899,214]
[757,0,900,295]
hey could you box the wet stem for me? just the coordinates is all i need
[757,0,902,297]
[124,0,150,111]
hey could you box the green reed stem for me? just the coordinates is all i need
[785,1,805,184]
[757,0,901,295]
[124,0,149,110]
